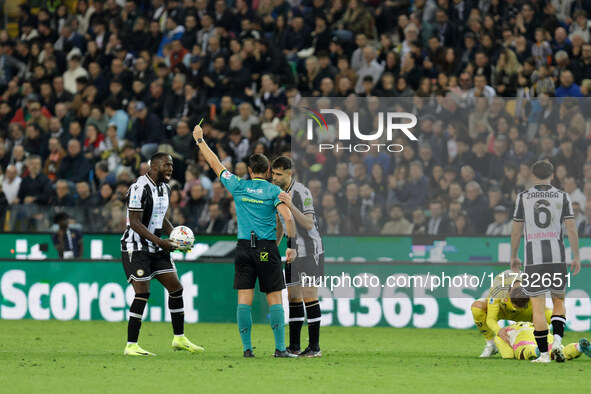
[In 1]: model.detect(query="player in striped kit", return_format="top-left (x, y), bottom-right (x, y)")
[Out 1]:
top-left (272, 157), bottom-right (325, 357)
top-left (510, 161), bottom-right (581, 363)
top-left (121, 152), bottom-right (204, 356)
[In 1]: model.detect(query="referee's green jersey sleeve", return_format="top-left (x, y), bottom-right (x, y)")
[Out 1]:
top-left (219, 169), bottom-right (242, 193)
top-left (274, 189), bottom-right (282, 207)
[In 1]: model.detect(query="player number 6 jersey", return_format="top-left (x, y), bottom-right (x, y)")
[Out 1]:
top-left (513, 184), bottom-right (574, 266)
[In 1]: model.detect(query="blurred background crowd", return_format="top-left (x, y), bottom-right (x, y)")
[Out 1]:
top-left (1, 0), bottom-right (591, 236)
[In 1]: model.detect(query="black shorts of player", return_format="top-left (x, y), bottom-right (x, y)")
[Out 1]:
top-left (121, 250), bottom-right (177, 283)
top-left (522, 262), bottom-right (568, 297)
top-left (234, 239), bottom-right (285, 293)
top-left (286, 254), bottom-right (325, 287)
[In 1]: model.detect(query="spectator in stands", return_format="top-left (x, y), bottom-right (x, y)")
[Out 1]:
top-left (556, 70), bottom-right (582, 97)
top-left (426, 200), bottom-right (455, 235)
top-left (578, 201), bottom-right (591, 236)
top-left (463, 181), bottom-right (490, 233)
top-left (488, 135), bottom-right (510, 181)
top-left (15, 155), bottom-right (51, 206)
top-left (411, 207), bottom-right (427, 235)
top-left (129, 101), bottom-right (165, 159)
top-left (228, 127), bottom-right (250, 163)
top-left (553, 138), bottom-right (585, 179)
top-left (104, 99), bottom-right (129, 140)
top-left (355, 46), bottom-right (383, 94)
top-left (163, 73), bottom-right (187, 129)
top-left (2, 165), bottom-right (21, 204)
top-left (23, 123), bottom-right (49, 160)
top-left (10, 145), bottom-right (28, 177)
top-left (381, 204), bottom-right (412, 235)
top-left (199, 202), bottom-right (226, 233)
top-left (74, 181), bottom-right (98, 231)
top-left (395, 161), bottom-right (429, 210)
top-left (360, 183), bottom-right (383, 226)
top-left (364, 205), bottom-right (384, 234)
top-left (322, 207), bottom-right (353, 235)
top-left (63, 54), bottom-right (88, 94)
top-left (51, 179), bottom-right (76, 207)
top-left (57, 139), bottom-right (92, 184)
top-left (172, 121), bottom-right (194, 162)
top-left (230, 102), bottom-right (259, 137)
top-left (185, 183), bottom-right (208, 230)
top-left (213, 96), bottom-right (237, 131)
top-left (454, 212), bottom-right (474, 236)
top-left (564, 176), bottom-right (587, 208)
top-left (486, 205), bottom-right (512, 235)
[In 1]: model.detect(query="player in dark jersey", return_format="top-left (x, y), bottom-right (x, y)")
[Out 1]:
top-left (121, 152), bottom-right (204, 356)
top-left (272, 157), bottom-right (325, 357)
top-left (193, 124), bottom-right (298, 358)
top-left (510, 160), bottom-right (581, 363)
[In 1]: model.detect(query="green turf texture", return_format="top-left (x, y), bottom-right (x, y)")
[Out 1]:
top-left (0, 320), bottom-right (588, 393)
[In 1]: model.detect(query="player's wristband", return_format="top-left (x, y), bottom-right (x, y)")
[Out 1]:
top-left (287, 237), bottom-right (293, 248)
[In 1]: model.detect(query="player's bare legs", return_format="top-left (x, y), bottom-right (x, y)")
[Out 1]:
top-left (156, 272), bottom-right (204, 354)
top-left (471, 299), bottom-right (497, 357)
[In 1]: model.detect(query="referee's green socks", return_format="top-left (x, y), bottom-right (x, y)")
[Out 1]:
top-left (237, 304), bottom-right (252, 351)
top-left (269, 304), bottom-right (286, 351)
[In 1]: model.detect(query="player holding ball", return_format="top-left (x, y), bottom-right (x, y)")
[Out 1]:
top-left (121, 152), bottom-right (204, 356)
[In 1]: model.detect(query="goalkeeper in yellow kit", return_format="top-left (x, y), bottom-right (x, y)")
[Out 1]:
top-left (471, 270), bottom-right (552, 357)
top-left (495, 321), bottom-right (591, 361)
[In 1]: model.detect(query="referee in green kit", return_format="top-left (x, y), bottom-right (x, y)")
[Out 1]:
top-left (193, 124), bottom-right (297, 358)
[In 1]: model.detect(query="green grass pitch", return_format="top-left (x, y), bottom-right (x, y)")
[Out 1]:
top-left (0, 320), bottom-right (588, 393)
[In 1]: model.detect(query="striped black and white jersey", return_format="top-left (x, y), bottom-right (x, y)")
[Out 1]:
top-left (121, 174), bottom-right (171, 253)
top-left (513, 184), bottom-right (574, 266)
top-left (279, 179), bottom-right (324, 257)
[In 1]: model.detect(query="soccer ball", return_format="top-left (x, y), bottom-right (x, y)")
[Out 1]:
top-left (169, 226), bottom-right (195, 251)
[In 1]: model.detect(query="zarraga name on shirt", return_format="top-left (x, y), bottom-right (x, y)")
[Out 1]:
top-left (525, 191), bottom-right (560, 199)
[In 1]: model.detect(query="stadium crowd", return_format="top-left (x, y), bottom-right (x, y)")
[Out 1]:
top-left (1, 0), bottom-right (591, 236)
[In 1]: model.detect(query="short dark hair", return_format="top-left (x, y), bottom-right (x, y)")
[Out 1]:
top-left (271, 156), bottom-right (293, 171)
top-left (151, 152), bottom-right (171, 164)
top-left (509, 284), bottom-right (529, 309)
top-left (104, 98), bottom-right (119, 110)
top-left (531, 160), bottom-right (554, 180)
top-left (54, 212), bottom-right (69, 224)
top-left (249, 153), bottom-right (269, 174)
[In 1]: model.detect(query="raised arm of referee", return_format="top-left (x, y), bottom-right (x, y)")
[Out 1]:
top-left (193, 124), bottom-right (298, 358)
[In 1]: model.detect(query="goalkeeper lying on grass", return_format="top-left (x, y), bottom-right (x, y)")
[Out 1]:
top-left (494, 321), bottom-right (591, 361)
top-left (472, 270), bottom-right (552, 357)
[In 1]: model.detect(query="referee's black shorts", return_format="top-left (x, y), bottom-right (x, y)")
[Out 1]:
top-left (522, 262), bottom-right (568, 297)
top-left (234, 239), bottom-right (285, 293)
